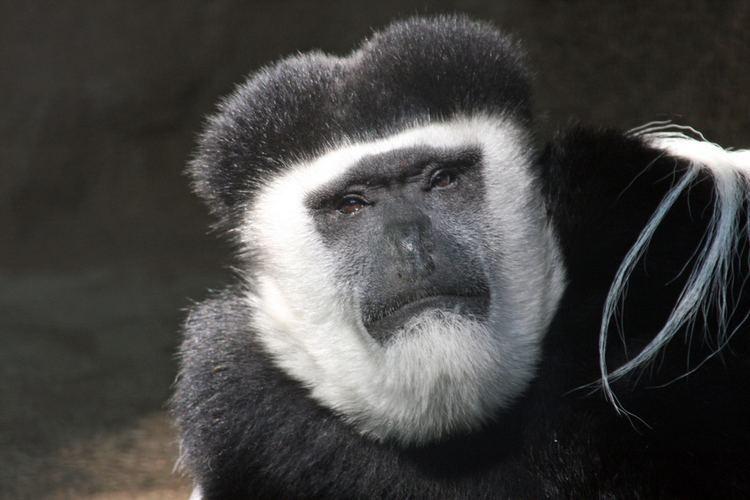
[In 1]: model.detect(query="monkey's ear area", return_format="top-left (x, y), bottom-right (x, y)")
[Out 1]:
top-left (185, 53), bottom-right (342, 229)
top-left (185, 14), bottom-right (532, 230)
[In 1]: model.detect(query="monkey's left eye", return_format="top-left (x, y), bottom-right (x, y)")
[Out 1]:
top-left (430, 169), bottom-right (457, 189)
top-left (337, 194), bottom-right (369, 215)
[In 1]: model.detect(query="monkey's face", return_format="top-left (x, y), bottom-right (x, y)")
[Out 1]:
top-left (243, 116), bottom-right (565, 445)
top-left (310, 143), bottom-right (491, 344)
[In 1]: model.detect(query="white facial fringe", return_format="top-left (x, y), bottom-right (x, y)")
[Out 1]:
top-left (246, 116), bottom-right (564, 444)
top-left (599, 122), bottom-right (750, 416)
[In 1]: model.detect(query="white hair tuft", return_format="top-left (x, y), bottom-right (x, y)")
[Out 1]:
top-left (600, 122), bottom-right (750, 415)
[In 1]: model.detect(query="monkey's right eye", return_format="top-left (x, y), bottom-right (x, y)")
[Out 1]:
top-left (337, 195), bottom-right (369, 215)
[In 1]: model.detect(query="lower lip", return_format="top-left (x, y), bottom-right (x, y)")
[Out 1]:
top-left (365, 295), bottom-right (489, 343)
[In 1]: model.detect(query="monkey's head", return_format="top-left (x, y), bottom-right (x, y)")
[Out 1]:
top-left (189, 16), bottom-right (566, 445)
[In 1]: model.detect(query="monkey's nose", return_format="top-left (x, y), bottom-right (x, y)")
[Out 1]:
top-left (386, 220), bottom-right (435, 279)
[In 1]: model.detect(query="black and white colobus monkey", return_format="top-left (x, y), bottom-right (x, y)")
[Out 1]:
top-left (173, 16), bottom-right (750, 499)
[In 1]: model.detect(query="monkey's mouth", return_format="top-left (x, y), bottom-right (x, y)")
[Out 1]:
top-left (363, 290), bottom-right (490, 343)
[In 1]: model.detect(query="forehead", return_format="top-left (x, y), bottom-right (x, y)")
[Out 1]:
top-left (257, 115), bottom-right (527, 201)
top-left (304, 145), bottom-right (481, 207)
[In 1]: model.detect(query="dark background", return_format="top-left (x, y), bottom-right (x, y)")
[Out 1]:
top-left (1, 1), bottom-right (748, 498)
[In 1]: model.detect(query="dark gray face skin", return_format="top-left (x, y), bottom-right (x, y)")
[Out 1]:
top-left (307, 146), bottom-right (491, 343)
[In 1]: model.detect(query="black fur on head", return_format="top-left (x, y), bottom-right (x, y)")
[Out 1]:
top-left (188, 15), bottom-right (531, 228)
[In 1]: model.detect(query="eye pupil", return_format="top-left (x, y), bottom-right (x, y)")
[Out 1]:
top-left (337, 195), bottom-right (368, 214)
top-left (431, 170), bottom-right (455, 189)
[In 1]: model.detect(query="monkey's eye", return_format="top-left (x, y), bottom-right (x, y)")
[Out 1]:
top-left (430, 169), bottom-right (457, 189)
top-left (337, 194), bottom-right (369, 215)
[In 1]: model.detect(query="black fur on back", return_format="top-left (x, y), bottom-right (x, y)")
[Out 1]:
top-left (187, 15), bottom-right (530, 229)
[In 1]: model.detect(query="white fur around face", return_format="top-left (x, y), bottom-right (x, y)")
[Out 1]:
top-left (242, 116), bottom-right (566, 445)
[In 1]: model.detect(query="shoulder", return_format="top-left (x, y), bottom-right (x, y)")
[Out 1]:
top-left (172, 288), bottom-right (402, 498)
